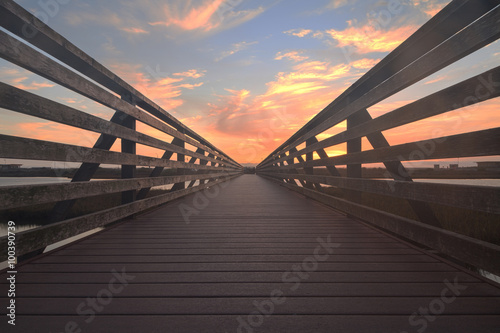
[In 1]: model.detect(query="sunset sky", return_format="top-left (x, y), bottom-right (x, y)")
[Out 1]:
top-left (1, 0), bottom-right (499, 167)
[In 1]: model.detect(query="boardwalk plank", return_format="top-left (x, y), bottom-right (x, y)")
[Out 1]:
top-left (1, 175), bottom-right (499, 332)
top-left (6, 297), bottom-right (500, 315)
top-left (10, 315), bottom-right (500, 333)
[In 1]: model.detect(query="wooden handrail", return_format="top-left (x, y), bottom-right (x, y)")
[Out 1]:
top-left (257, 2), bottom-right (500, 275)
top-left (0, 0), bottom-right (243, 260)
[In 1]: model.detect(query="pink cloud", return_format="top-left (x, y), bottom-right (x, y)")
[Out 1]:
top-left (14, 81), bottom-right (55, 91)
top-left (0, 67), bottom-right (55, 91)
top-left (110, 63), bottom-right (205, 110)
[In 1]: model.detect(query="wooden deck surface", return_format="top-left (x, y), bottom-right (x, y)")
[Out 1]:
top-left (1, 174), bottom-right (500, 332)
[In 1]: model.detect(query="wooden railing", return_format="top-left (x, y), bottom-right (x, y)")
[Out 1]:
top-left (0, 0), bottom-right (242, 261)
top-left (257, 0), bottom-right (500, 276)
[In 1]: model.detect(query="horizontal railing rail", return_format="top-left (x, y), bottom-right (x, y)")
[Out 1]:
top-left (257, 0), bottom-right (500, 276)
top-left (0, 0), bottom-right (242, 261)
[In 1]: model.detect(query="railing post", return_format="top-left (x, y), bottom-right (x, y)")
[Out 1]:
top-left (346, 112), bottom-right (363, 203)
top-left (121, 94), bottom-right (136, 204)
top-left (174, 133), bottom-right (186, 190)
top-left (305, 138), bottom-right (317, 189)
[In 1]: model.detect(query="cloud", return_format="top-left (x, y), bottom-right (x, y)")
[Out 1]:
top-left (149, 0), bottom-right (265, 33)
top-left (383, 99), bottom-right (500, 146)
top-left (149, 0), bottom-right (226, 31)
top-left (65, 8), bottom-right (150, 35)
top-left (424, 75), bottom-right (447, 85)
top-left (216, 41), bottom-right (258, 61)
top-left (0, 67), bottom-right (55, 91)
top-left (326, 23), bottom-right (418, 53)
top-left (284, 29), bottom-right (313, 38)
top-left (184, 56), bottom-right (360, 163)
top-left (174, 69), bottom-right (206, 78)
top-left (417, 0), bottom-right (449, 17)
top-left (326, 0), bottom-right (352, 9)
top-left (121, 27), bottom-right (150, 34)
top-left (275, 51), bottom-right (309, 62)
top-left (109, 63), bottom-right (205, 110)
top-left (351, 58), bottom-right (380, 69)
top-left (14, 122), bottom-right (99, 147)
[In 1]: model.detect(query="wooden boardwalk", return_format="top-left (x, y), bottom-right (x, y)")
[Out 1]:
top-left (2, 174), bottom-right (500, 332)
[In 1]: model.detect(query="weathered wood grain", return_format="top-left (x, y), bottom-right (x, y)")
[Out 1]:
top-left (0, 175), bottom-right (499, 333)
top-left (0, 175), bottom-right (240, 260)
top-left (261, 174), bottom-right (500, 277)
top-left (261, 172), bottom-right (500, 214)
top-left (0, 172), bottom-right (239, 210)
top-left (267, 128), bottom-right (500, 169)
top-left (260, 0), bottom-right (499, 166)
top-left (0, 0), bottom-right (240, 167)
top-left (261, 66), bottom-right (500, 168)
top-left (0, 134), bottom-right (239, 171)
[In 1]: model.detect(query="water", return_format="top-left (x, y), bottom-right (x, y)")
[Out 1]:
top-left (0, 177), bottom-right (71, 186)
top-left (0, 176), bottom-right (179, 189)
top-left (413, 178), bottom-right (500, 187)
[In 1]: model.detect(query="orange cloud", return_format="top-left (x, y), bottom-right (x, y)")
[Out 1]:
top-left (14, 82), bottom-right (55, 91)
top-left (14, 122), bottom-right (99, 147)
top-left (275, 51), bottom-right (309, 62)
top-left (351, 58), bottom-right (380, 69)
top-left (421, 1), bottom-right (448, 17)
top-left (383, 99), bottom-right (500, 146)
top-left (326, 23), bottom-right (418, 53)
top-left (264, 62), bottom-right (351, 97)
top-left (185, 58), bottom-right (356, 163)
